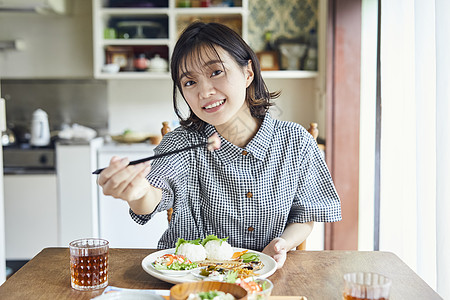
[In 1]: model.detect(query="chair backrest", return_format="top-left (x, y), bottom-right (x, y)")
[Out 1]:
top-left (295, 123), bottom-right (320, 251)
top-left (161, 122), bottom-right (174, 223)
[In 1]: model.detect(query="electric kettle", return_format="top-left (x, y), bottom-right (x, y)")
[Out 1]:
top-left (30, 109), bottom-right (51, 147)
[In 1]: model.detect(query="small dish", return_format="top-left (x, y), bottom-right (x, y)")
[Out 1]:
top-left (170, 281), bottom-right (248, 300)
top-left (102, 63), bottom-right (120, 73)
top-left (244, 279), bottom-right (273, 300)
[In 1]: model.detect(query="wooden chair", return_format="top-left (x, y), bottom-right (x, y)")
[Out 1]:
top-left (160, 122), bottom-right (174, 223)
top-left (295, 123), bottom-right (319, 251)
top-left (161, 122), bottom-right (321, 251)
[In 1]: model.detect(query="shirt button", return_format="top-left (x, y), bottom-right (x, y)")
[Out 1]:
top-left (242, 150), bottom-right (248, 155)
top-left (247, 226), bottom-right (255, 232)
top-left (246, 192), bottom-right (253, 198)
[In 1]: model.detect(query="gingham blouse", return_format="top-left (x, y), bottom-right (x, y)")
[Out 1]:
top-left (130, 113), bottom-right (341, 251)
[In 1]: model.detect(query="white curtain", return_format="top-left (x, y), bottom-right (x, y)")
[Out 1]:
top-left (377, 0), bottom-right (450, 297)
top-left (434, 0), bottom-right (450, 297)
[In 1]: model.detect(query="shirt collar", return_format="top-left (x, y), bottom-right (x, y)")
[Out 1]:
top-left (204, 112), bottom-right (275, 164)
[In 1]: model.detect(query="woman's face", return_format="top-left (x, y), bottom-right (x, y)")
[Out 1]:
top-left (179, 46), bottom-right (254, 127)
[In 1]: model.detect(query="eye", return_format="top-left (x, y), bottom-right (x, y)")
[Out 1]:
top-left (183, 80), bottom-right (196, 87)
top-left (211, 70), bottom-right (223, 77)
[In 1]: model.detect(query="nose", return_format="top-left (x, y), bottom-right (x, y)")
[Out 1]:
top-left (198, 79), bottom-right (216, 99)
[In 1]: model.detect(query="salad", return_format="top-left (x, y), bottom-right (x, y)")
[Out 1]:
top-left (187, 291), bottom-right (235, 300)
top-left (152, 254), bottom-right (198, 271)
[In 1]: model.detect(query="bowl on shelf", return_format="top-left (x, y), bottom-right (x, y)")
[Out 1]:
top-left (102, 63), bottom-right (120, 73)
top-left (170, 281), bottom-right (248, 300)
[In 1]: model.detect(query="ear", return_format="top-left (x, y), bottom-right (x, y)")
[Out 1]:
top-left (245, 60), bottom-right (254, 88)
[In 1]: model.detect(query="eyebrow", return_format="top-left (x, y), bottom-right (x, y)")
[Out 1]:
top-left (179, 59), bottom-right (224, 81)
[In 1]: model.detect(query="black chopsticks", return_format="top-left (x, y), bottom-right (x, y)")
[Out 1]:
top-left (92, 141), bottom-right (208, 175)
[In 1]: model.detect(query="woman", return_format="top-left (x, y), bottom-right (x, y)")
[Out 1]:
top-left (98, 22), bottom-right (341, 269)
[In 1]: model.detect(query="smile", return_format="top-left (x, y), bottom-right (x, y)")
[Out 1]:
top-left (203, 99), bottom-right (225, 110)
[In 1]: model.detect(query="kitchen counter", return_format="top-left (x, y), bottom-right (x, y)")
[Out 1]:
top-left (99, 141), bottom-right (157, 153)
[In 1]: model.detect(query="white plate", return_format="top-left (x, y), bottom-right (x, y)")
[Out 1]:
top-left (141, 248), bottom-right (277, 285)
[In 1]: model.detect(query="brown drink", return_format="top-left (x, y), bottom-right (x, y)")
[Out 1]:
top-left (69, 238), bottom-right (109, 291)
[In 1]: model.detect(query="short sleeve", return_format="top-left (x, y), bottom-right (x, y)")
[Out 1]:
top-left (289, 134), bottom-right (341, 223)
top-left (129, 130), bottom-right (191, 225)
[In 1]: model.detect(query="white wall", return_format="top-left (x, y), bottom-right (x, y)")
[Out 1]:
top-left (107, 78), bottom-right (319, 136)
top-left (107, 79), bottom-right (176, 134)
top-left (266, 78), bottom-right (320, 131)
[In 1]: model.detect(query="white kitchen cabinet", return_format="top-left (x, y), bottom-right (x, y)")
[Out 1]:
top-left (97, 143), bottom-right (168, 248)
top-left (4, 174), bottom-right (58, 260)
top-left (56, 139), bottom-right (104, 247)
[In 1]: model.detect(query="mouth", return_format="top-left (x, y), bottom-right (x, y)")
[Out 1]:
top-left (203, 99), bottom-right (226, 110)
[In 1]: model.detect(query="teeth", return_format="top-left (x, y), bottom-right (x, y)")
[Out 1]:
top-left (204, 100), bottom-right (224, 109)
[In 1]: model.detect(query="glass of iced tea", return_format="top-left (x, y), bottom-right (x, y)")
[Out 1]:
top-left (69, 238), bottom-right (109, 291)
top-left (343, 272), bottom-right (392, 300)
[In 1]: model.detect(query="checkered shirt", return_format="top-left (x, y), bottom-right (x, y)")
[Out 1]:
top-left (130, 113), bottom-right (341, 251)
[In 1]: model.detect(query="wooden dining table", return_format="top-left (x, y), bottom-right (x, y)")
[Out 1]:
top-left (0, 248), bottom-right (442, 299)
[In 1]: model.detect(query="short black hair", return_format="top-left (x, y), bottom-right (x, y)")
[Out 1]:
top-left (170, 22), bottom-right (279, 130)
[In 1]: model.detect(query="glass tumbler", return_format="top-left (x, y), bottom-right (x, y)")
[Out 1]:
top-left (247, 278), bottom-right (274, 300)
top-left (343, 272), bottom-right (392, 300)
top-left (69, 238), bottom-right (109, 291)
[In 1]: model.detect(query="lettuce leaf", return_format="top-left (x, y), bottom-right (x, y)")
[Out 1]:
top-left (174, 238), bottom-right (202, 254)
top-left (240, 252), bottom-right (260, 263)
top-left (201, 235), bottom-right (229, 246)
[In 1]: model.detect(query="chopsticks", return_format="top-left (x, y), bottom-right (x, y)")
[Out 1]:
top-left (92, 141), bottom-right (208, 175)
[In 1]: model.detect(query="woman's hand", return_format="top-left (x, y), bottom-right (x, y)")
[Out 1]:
top-left (97, 156), bottom-right (152, 204)
top-left (262, 237), bottom-right (287, 269)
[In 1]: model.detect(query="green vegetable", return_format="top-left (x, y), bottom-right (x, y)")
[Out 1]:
top-left (152, 255), bottom-right (198, 271)
top-left (240, 252), bottom-right (260, 263)
top-left (201, 235), bottom-right (229, 246)
top-left (199, 268), bottom-right (211, 276)
top-left (123, 129), bottom-right (132, 135)
top-left (196, 291), bottom-right (224, 300)
top-left (153, 260), bottom-right (197, 271)
top-left (224, 270), bottom-right (238, 283)
top-left (174, 238), bottom-right (202, 254)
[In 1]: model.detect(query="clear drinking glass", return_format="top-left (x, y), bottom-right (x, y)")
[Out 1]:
top-left (247, 279), bottom-right (274, 300)
top-left (69, 238), bottom-right (109, 291)
top-left (343, 272), bottom-right (392, 300)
